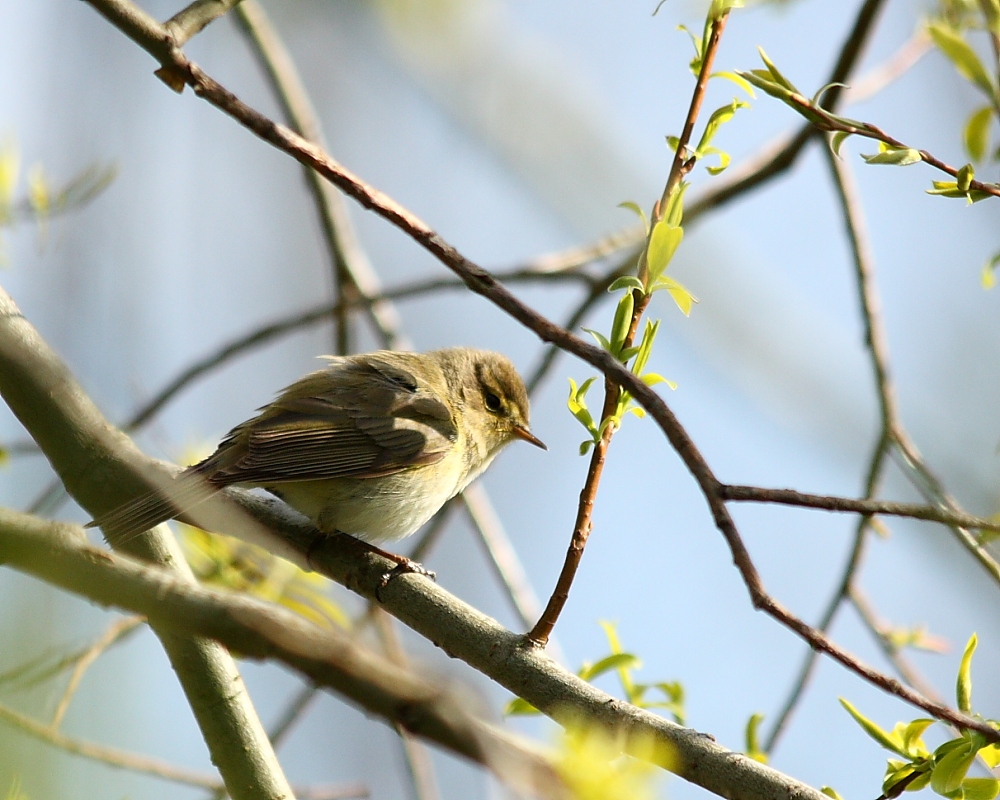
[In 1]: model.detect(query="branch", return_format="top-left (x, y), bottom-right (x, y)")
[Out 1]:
top-left (0, 697), bottom-right (225, 790)
top-left (0, 507), bottom-right (565, 799)
top-left (0, 287), bottom-right (293, 800)
top-left (718, 484), bottom-right (1000, 533)
top-left (528, 7), bottom-right (732, 647)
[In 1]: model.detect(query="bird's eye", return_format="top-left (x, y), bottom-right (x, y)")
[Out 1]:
top-left (484, 390), bottom-right (503, 412)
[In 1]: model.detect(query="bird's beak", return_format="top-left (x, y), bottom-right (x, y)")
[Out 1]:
top-left (512, 424), bottom-right (547, 450)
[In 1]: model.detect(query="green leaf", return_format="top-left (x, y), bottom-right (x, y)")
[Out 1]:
top-left (821, 788), bottom-right (844, 800)
top-left (642, 373), bottom-right (676, 390)
top-left (963, 778), bottom-right (1000, 800)
top-left (980, 743), bottom-right (1000, 769)
top-left (697, 99), bottom-right (750, 154)
top-left (646, 220), bottom-right (684, 285)
top-left (583, 327), bottom-right (613, 353)
top-left (926, 180), bottom-right (992, 202)
top-left (651, 275), bottom-right (698, 316)
top-left (883, 763), bottom-right (919, 798)
top-left (840, 698), bottom-right (908, 756)
top-left (608, 275), bottom-right (645, 294)
top-left (981, 253), bottom-right (1000, 290)
top-left (504, 696), bottom-right (540, 716)
top-left (712, 70), bottom-right (756, 98)
top-left (931, 738), bottom-right (977, 795)
top-left (610, 291), bottom-right (635, 355)
top-left (599, 620), bottom-right (623, 654)
top-left (907, 771), bottom-right (932, 793)
top-left (567, 377), bottom-right (598, 435)
top-left (578, 652), bottom-right (642, 682)
top-left (861, 146), bottom-right (923, 166)
top-left (709, 0), bottom-right (744, 19)
top-left (957, 633), bottom-right (977, 712)
top-left (812, 81), bottom-right (848, 107)
top-left (830, 131), bottom-right (852, 157)
top-left (618, 201), bottom-right (650, 235)
top-left (579, 440), bottom-right (594, 456)
top-left (957, 163), bottom-right (976, 193)
top-left (901, 719), bottom-right (934, 755)
top-left (964, 106), bottom-right (993, 162)
top-left (745, 712), bottom-right (767, 763)
top-left (631, 319), bottom-right (659, 376)
top-left (699, 145), bottom-right (732, 176)
top-left (927, 21), bottom-right (997, 98)
top-left (737, 70), bottom-right (793, 101)
top-left (757, 47), bottom-right (798, 93)
top-left (663, 182), bottom-right (689, 228)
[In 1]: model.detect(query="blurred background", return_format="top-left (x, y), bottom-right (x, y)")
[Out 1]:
top-left (1, 0), bottom-right (999, 797)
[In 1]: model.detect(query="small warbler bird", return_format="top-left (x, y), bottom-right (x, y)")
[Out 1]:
top-left (94, 348), bottom-right (544, 566)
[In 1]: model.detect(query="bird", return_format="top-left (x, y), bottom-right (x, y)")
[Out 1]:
top-left (92, 348), bottom-right (545, 574)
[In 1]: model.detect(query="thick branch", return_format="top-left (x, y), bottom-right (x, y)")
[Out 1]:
top-left (0, 288), bottom-right (291, 800)
top-left (0, 507), bottom-right (562, 798)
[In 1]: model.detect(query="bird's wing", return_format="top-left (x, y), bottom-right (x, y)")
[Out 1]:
top-left (203, 356), bottom-right (457, 486)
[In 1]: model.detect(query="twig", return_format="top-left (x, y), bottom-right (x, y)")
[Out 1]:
top-left (0, 698), bottom-right (225, 789)
top-left (687, 0), bottom-right (889, 224)
top-left (718, 484), bottom-right (1000, 533)
top-left (270, 683), bottom-right (321, 751)
top-left (764, 433), bottom-right (889, 754)
top-left (849, 587), bottom-right (943, 704)
top-left (234, 0), bottom-right (405, 353)
top-left (50, 615), bottom-right (145, 730)
top-left (0, 695), bottom-right (367, 800)
top-left (527, 8), bottom-right (732, 647)
top-left (826, 139), bottom-right (1000, 584)
top-left (841, 30), bottom-right (931, 106)
top-left (165, 0), bottom-right (244, 46)
top-left (372, 610), bottom-right (442, 800)
top-left (462, 482), bottom-right (542, 630)
top-left (526, 253), bottom-right (638, 394)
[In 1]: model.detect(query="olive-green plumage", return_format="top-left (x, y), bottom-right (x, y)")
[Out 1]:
top-left (96, 348), bottom-right (544, 545)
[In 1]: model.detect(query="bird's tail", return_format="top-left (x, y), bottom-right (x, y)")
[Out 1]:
top-left (87, 471), bottom-right (220, 546)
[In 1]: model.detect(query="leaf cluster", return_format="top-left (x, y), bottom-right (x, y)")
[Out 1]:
top-left (842, 635), bottom-right (1000, 800)
top-left (739, 49), bottom-right (1000, 207)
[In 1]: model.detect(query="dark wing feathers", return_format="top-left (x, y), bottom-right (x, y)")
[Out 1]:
top-left (91, 353), bottom-right (457, 540)
top-left (198, 354), bottom-right (456, 486)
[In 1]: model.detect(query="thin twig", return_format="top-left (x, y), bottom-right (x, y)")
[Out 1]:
top-left (718, 484), bottom-right (1000, 533)
top-left (687, 0), bottom-right (888, 224)
top-left (165, 0), bottom-right (244, 46)
top-left (270, 683), bottom-right (321, 751)
top-left (50, 615), bottom-right (145, 730)
top-left (849, 587), bottom-right (943, 704)
top-left (372, 610), bottom-right (442, 800)
top-left (842, 30), bottom-right (931, 105)
top-left (764, 432), bottom-right (890, 754)
top-left (0, 699), bottom-right (225, 789)
top-left (234, 0), bottom-right (405, 352)
top-left (528, 8), bottom-right (731, 647)
top-left (461, 482), bottom-right (542, 630)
